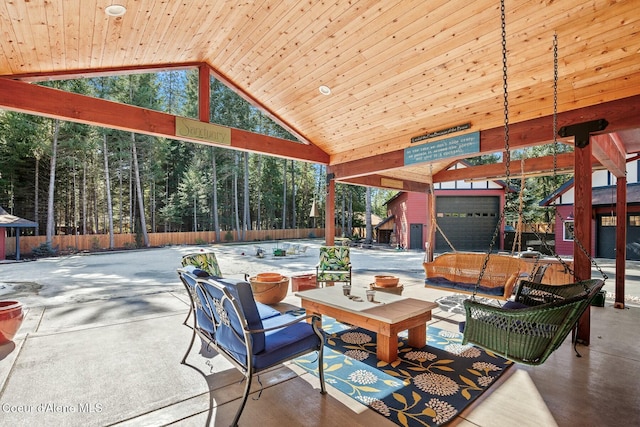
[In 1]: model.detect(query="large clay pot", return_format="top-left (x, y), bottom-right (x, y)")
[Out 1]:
top-left (0, 301), bottom-right (24, 345)
top-left (249, 276), bottom-right (290, 304)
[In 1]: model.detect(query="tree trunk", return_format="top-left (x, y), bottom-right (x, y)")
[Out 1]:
top-left (233, 152), bottom-right (240, 235)
top-left (34, 154), bottom-right (39, 236)
top-left (242, 152), bottom-right (250, 240)
top-left (82, 160), bottom-right (87, 235)
top-left (282, 159), bottom-right (287, 229)
top-left (211, 148), bottom-right (220, 242)
top-left (46, 119), bottom-right (60, 245)
top-left (103, 134), bottom-right (115, 248)
top-left (341, 190), bottom-right (346, 237)
top-left (193, 192), bottom-right (197, 232)
top-left (256, 155), bottom-right (262, 230)
top-left (291, 160), bottom-right (296, 228)
top-left (131, 133), bottom-right (149, 247)
top-left (119, 153), bottom-right (124, 234)
top-left (347, 188), bottom-right (353, 238)
top-left (365, 186), bottom-right (373, 243)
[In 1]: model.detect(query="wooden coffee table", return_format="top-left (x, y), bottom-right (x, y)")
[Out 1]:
top-left (295, 286), bottom-right (438, 363)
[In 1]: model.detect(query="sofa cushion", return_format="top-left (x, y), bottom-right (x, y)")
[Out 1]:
top-left (425, 277), bottom-right (505, 297)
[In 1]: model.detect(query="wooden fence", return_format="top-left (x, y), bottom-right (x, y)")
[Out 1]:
top-left (3, 228), bottom-right (326, 257)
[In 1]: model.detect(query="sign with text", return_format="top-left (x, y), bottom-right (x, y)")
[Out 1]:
top-left (404, 131), bottom-right (480, 165)
top-left (175, 117), bottom-right (231, 145)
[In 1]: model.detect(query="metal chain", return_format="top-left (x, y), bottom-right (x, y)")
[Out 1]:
top-left (528, 33), bottom-right (607, 281)
top-left (476, 0), bottom-right (509, 295)
top-left (502, 0), bottom-right (510, 191)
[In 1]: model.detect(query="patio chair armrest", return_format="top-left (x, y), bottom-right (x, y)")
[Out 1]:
top-left (247, 314), bottom-right (321, 334)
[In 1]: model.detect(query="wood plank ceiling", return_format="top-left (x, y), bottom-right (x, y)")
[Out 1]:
top-left (1, 0), bottom-right (639, 190)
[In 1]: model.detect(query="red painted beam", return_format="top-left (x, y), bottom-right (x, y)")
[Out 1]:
top-left (0, 77), bottom-right (329, 164)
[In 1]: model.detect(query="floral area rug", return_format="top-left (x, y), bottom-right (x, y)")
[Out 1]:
top-left (292, 317), bottom-right (513, 427)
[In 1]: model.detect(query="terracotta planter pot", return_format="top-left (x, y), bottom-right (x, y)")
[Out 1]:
top-left (256, 272), bottom-right (283, 282)
top-left (291, 274), bottom-right (317, 292)
top-left (249, 276), bottom-right (290, 304)
top-left (374, 275), bottom-right (399, 287)
top-left (0, 301), bottom-right (24, 345)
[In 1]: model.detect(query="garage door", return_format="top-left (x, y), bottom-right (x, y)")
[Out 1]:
top-left (596, 213), bottom-right (640, 260)
top-left (434, 196), bottom-right (500, 252)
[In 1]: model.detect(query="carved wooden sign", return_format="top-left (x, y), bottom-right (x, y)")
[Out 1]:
top-left (175, 117), bottom-right (231, 145)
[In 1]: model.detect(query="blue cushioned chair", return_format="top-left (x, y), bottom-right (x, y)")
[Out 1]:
top-left (178, 269), bottom-right (326, 426)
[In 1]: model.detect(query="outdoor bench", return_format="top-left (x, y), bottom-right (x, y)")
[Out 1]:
top-left (423, 252), bottom-right (528, 300)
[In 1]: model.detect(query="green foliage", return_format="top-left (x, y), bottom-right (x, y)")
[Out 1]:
top-left (31, 242), bottom-right (58, 258)
top-left (0, 69), bottom-right (371, 240)
top-left (224, 230), bottom-right (234, 242)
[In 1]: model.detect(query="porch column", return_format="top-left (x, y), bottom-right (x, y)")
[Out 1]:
top-left (198, 64), bottom-right (210, 122)
top-left (573, 138), bottom-right (593, 344)
top-left (615, 177), bottom-right (627, 309)
top-left (325, 172), bottom-right (335, 246)
top-left (425, 186), bottom-right (435, 262)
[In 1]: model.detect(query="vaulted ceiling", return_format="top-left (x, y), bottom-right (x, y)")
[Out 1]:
top-left (1, 0), bottom-right (639, 191)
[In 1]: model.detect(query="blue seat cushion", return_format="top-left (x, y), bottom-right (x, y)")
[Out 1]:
top-left (425, 276), bottom-right (505, 297)
top-left (503, 300), bottom-right (530, 310)
top-left (253, 322), bottom-right (320, 370)
top-left (256, 302), bottom-right (282, 320)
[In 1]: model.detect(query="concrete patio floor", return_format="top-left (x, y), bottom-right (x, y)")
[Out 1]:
top-left (1, 240), bottom-right (639, 426)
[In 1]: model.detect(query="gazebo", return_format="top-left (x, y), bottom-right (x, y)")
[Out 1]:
top-left (0, 207), bottom-right (38, 261)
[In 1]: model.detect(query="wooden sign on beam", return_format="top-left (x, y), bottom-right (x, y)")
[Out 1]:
top-left (175, 117), bottom-right (231, 145)
top-left (405, 131), bottom-right (480, 165)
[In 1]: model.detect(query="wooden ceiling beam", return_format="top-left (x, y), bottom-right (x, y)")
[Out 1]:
top-left (337, 174), bottom-right (430, 193)
top-left (433, 153), bottom-right (579, 183)
top-left (0, 77), bottom-right (329, 164)
top-left (6, 61), bottom-right (318, 149)
top-left (331, 95), bottom-right (640, 181)
top-left (591, 133), bottom-right (626, 178)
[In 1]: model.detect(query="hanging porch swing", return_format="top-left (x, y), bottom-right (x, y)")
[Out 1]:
top-left (459, 2), bottom-right (606, 366)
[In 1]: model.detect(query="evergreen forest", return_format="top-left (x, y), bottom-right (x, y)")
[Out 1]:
top-left (0, 70), bottom-right (395, 246)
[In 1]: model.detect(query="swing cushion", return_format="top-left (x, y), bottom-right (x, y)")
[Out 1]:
top-left (423, 252), bottom-right (529, 300)
top-left (425, 276), bottom-right (507, 297)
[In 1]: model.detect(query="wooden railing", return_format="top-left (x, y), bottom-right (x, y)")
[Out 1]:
top-left (3, 228), bottom-right (326, 257)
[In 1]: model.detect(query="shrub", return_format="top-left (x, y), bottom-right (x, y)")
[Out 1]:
top-left (224, 231), bottom-right (234, 242)
top-left (31, 242), bottom-right (58, 258)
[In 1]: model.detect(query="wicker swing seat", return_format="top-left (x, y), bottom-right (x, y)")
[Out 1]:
top-left (462, 279), bottom-right (605, 366)
top-left (423, 252), bottom-right (529, 300)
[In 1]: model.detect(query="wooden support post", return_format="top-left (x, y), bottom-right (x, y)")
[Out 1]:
top-left (198, 65), bottom-right (210, 122)
top-left (615, 177), bottom-right (627, 309)
top-left (425, 187), bottom-right (435, 262)
top-left (574, 139), bottom-right (593, 344)
top-left (325, 173), bottom-right (335, 246)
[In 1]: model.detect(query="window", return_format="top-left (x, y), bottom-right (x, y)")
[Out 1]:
top-left (563, 221), bottom-right (574, 241)
top-left (630, 215), bottom-right (640, 226)
top-left (600, 216), bottom-right (616, 226)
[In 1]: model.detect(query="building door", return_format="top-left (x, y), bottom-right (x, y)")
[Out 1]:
top-left (409, 223), bottom-right (423, 250)
top-left (597, 213), bottom-right (640, 260)
top-left (434, 196), bottom-right (500, 252)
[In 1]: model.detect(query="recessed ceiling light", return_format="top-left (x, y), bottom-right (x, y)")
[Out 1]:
top-left (319, 85), bottom-right (331, 96)
top-left (105, 4), bottom-right (127, 17)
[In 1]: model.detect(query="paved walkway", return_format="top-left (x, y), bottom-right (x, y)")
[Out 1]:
top-left (0, 240), bottom-right (638, 426)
